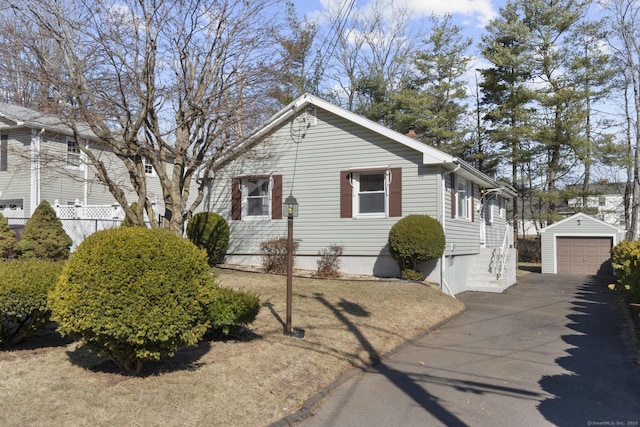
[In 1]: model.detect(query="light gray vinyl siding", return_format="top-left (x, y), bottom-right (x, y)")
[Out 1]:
top-left (0, 129), bottom-right (32, 215)
top-left (210, 108), bottom-right (441, 258)
top-left (443, 174), bottom-right (480, 256)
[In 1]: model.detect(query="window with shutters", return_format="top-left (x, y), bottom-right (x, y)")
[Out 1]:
top-left (340, 168), bottom-right (402, 218)
top-left (231, 175), bottom-right (282, 221)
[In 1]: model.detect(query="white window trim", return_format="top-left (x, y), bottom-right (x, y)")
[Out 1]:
top-left (65, 139), bottom-right (86, 171)
top-left (144, 157), bottom-right (155, 176)
top-left (242, 176), bottom-right (272, 220)
top-left (352, 170), bottom-right (389, 218)
top-left (456, 176), bottom-right (471, 221)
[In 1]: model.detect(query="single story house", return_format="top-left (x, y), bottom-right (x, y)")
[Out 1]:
top-left (204, 94), bottom-right (517, 295)
top-left (540, 212), bottom-right (625, 275)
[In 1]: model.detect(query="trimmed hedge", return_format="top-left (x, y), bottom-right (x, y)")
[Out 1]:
top-left (186, 212), bottom-right (229, 265)
top-left (0, 213), bottom-right (18, 259)
top-left (18, 200), bottom-right (72, 260)
top-left (388, 215), bottom-right (445, 281)
top-left (205, 287), bottom-right (261, 336)
top-left (0, 259), bottom-right (65, 346)
top-left (611, 240), bottom-right (640, 301)
top-left (49, 227), bottom-right (217, 375)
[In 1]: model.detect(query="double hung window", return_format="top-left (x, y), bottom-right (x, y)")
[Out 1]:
top-left (340, 168), bottom-right (402, 218)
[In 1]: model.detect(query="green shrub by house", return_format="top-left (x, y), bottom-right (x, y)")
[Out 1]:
top-left (0, 213), bottom-right (18, 259)
top-left (18, 200), bottom-right (72, 260)
top-left (611, 240), bottom-right (640, 300)
top-left (49, 227), bottom-right (217, 375)
top-left (205, 286), bottom-right (261, 336)
top-left (186, 212), bottom-right (229, 265)
top-left (388, 215), bottom-right (445, 281)
top-left (0, 259), bottom-right (65, 346)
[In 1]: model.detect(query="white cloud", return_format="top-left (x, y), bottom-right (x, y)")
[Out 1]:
top-left (312, 0), bottom-right (498, 28)
top-left (403, 0), bottom-right (497, 26)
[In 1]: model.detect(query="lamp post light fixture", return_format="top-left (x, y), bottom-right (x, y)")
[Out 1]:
top-left (284, 193), bottom-right (303, 337)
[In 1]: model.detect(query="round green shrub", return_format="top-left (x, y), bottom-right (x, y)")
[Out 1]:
top-left (18, 200), bottom-right (72, 260)
top-left (49, 227), bottom-right (217, 375)
top-left (186, 212), bottom-right (229, 265)
top-left (388, 215), bottom-right (445, 280)
top-left (206, 287), bottom-right (261, 336)
top-left (0, 259), bottom-right (65, 346)
top-left (0, 213), bottom-right (18, 259)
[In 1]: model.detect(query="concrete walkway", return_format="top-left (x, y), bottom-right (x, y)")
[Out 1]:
top-left (291, 272), bottom-right (640, 426)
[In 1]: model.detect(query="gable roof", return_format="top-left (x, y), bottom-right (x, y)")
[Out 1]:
top-left (0, 102), bottom-right (96, 140)
top-left (220, 93), bottom-right (515, 197)
top-left (539, 212), bottom-right (626, 234)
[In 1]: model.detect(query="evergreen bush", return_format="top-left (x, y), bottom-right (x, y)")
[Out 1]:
top-left (49, 227), bottom-right (217, 375)
top-left (611, 240), bottom-right (640, 300)
top-left (388, 215), bottom-right (445, 281)
top-left (186, 212), bottom-right (229, 265)
top-left (18, 200), bottom-right (72, 260)
top-left (0, 259), bottom-right (65, 346)
top-left (0, 213), bottom-right (18, 259)
top-left (205, 286), bottom-right (261, 336)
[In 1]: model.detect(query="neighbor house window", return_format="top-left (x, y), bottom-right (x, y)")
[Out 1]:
top-left (144, 157), bottom-right (154, 175)
top-left (0, 134), bottom-right (7, 171)
top-left (340, 168), bottom-right (402, 218)
top-left (231, 175), bottom-right (282, 220)
top-left (67, 139), bottom-right (81, 167)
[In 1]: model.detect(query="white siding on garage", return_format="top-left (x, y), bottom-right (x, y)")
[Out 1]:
top-left (540, 213), bottom-right (625, 275)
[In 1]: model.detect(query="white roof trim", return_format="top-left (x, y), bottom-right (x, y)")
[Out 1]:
top-left (539, 212), bottom-right (626, 233)
top-left (219, 93), bottom-right (510, 192)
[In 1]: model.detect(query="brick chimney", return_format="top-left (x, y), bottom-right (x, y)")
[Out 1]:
top-left (406, 127), bottom-right (419, 140)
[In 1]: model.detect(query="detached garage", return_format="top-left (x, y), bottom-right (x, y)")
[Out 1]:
top-left (540, 213), bottom-right (626, 276)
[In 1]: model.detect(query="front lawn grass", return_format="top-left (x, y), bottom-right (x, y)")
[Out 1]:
top-left (0, 268), bottom-right (464, 427)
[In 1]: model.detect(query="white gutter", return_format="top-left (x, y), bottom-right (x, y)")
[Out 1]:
top-left (440, 162), bottom-right (460, 298)
top-left (29, 128), bottom-right (44, 215)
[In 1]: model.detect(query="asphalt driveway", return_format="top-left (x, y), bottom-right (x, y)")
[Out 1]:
top-left (290, 272), bottom-right (640, 426)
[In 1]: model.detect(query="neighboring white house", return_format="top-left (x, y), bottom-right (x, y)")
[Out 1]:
top-left (0, 103), bottom-right (201, 247)
top-left (204, 93), bottom-right (518, 295)
top-left (566, 182), bottom-right (626, 229)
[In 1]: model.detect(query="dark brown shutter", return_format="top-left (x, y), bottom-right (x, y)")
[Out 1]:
top-left (450, 174), bottom-right (456, 219)
top-left (389, 168), bottom-right (402, 217)
top-left (231, 178), bottom-right (242, 220)
top-left (340, 171), bottom-right (352, 218)
top-left (272, 175), bottom-right (282, 219)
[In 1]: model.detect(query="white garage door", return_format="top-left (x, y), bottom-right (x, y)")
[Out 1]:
top-left (556, 236), bottom-right (613, 276)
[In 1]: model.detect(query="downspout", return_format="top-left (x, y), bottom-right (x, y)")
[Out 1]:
top-left (83, 140), bottom-right (88, 206)
top-left (30, 128), bottom-right (44, 215)
top-left (441, 161), bottom-right (460, 297)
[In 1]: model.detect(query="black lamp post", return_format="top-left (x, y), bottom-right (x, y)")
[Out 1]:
top-left (284, 193), bottom-right (298, 336)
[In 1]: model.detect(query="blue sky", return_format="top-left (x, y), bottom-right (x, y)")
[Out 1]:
top-left (290, 0), bottom-right (508, 39)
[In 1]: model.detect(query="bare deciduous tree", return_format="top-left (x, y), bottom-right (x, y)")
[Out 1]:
top-left (9, 0), bottom-right (282, 234)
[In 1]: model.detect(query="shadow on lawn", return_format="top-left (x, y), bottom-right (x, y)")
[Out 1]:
top-left (65, 328), bottom-right (262, 377)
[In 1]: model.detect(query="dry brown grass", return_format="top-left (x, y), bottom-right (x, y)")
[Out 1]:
top-left (0, 268), bottom-right (464, 427)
